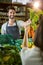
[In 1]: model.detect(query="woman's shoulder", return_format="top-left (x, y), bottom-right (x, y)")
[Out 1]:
top-left (20, 46), bottom-right (41, 57)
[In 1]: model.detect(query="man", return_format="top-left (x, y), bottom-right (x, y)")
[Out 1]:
top-left (1, 6), bottom-right (31, 40)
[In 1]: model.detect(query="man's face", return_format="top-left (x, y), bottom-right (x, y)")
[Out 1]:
top-left (7, 9), bottom-right (16, 19)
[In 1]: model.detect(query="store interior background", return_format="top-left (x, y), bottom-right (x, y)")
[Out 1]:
top-left (0, 1), bottom-right (43, 64)
top-left (0, 0), bottom-right (43, 35)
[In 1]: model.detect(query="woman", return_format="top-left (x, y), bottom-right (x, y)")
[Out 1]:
top-left (20, 15), bottom-right (43, 65)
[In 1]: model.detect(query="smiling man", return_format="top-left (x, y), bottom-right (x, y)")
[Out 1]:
top-left (1, 6), bottom-right (31, 40)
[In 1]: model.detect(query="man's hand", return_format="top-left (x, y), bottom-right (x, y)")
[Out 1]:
top-left (25, 19), bottom-right (31, 26)
top-left (24, 19), bottom-right (31, 28)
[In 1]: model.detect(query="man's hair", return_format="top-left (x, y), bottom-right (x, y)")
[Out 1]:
top-left (7, 6), bottom-right (15, 12)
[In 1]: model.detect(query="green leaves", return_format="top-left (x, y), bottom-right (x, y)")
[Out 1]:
top-left (28, 8), bottom-right (43, 30)
top-left (0, 35), bottom-right (22, 65)
top-left (0, 46), bottom-right (22, 65)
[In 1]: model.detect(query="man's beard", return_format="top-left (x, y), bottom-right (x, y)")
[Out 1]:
top-left (9, 15), bottom-right (15, 19)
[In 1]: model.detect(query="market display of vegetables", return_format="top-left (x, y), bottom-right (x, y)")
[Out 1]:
top-left (0, 34), bottom-right (33, 50)
top-left (0, 46), bottom-right (22, 65)
top-left (0, 34), bottom-right (22, 65)
top-left (0, 35), bottom-right (21, 65)
top-left (0, 34), bottom-right (34, 65)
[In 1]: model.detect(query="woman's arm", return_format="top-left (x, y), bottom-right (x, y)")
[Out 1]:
top-left (22, 27), bottom-right (28, 48)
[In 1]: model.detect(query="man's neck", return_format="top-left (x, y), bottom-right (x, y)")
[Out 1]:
top-left (8, 19), bottom-right (15, 25)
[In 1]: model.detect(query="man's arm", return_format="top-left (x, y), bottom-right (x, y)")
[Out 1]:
top-left (1, 25), bottom-right (5, 34)
top-left (24, 19), bottom-right (31, 27)
top-left (17, 19), bottom-right (31, 28)
top-left (1, 23), bottom-right (6, 34)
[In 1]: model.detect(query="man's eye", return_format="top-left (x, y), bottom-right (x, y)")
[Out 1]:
top-left (10, 12), bottom-right (12, 13)
top-left (13, 13), bottom-right (14, 14)
top-left (10, 12), bottom-right (15, 14)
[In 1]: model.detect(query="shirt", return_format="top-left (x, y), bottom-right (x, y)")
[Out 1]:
top-left (1, 20), bottom-right (24, 35)
top-left (20, 47), bottom-right (43, 65)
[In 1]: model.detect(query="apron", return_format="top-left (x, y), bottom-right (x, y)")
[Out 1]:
top-left (6, 21), bottom-right (20, 40)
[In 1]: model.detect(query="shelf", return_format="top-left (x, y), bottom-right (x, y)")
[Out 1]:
top-left (0, 2), bottom-right (28, 26)
top-left (0, 2), bottom-right (26, 10)
top-left (0, 12), bottom-right (26, 16)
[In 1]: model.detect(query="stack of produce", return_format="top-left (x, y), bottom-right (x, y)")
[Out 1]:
top-left (0, 45), bottom-right (22, 65)
top-left (0, 35), bottom-right (22, 65)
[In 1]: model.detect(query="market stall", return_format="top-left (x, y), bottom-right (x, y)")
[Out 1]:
top-left (0, 34), bottom-right (33, 65)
